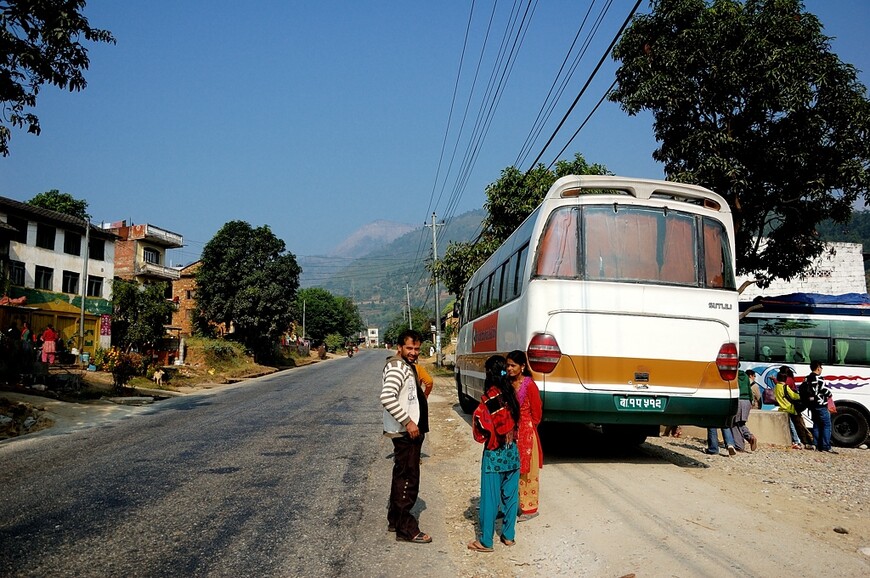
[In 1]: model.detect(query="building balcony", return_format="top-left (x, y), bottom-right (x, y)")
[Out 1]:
top-left (134, 261), bottom-right (181, 280)
top-left (130, 224), bottom-right (183, 248)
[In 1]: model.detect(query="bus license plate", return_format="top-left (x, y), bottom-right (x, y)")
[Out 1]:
top-left (615, 395), bottom-right (667, 412)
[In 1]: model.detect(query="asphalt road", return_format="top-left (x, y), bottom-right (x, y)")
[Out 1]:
top-left (0, 350), bottom-right (408, 577)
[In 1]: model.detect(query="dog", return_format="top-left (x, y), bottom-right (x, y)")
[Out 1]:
top-left (152, 369), bottom-right (165, 387)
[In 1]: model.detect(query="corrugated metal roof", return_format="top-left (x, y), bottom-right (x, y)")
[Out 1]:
top-left (0, 195), bottom-right (118, 239)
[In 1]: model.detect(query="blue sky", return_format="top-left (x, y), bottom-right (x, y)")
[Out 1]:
top-left (1, 0), bottom-right (868, 267)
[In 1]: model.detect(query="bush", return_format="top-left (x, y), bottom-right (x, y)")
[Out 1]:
top-left (324, 333), bottom-right (345, 352)
top-left (102, 348), bottom-right (144, 389)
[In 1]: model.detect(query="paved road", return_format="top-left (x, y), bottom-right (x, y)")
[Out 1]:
top-left (0, 350), bottom-right (426, 577)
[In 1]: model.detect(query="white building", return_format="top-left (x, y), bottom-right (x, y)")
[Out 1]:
top-left (737, 241), bottom-right (866, 300)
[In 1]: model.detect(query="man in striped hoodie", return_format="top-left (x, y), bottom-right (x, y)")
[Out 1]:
top-left (380, 329), bottom-right (431, 544)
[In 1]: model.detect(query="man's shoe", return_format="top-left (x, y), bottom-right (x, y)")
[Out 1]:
top-left (727, 445), bottom-right (736, 456)
top-left (823, 449), bottom-right (838, 454)
top-left (749, 435), bottom-right (758, 452)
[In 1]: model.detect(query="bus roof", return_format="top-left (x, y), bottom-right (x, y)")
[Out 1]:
top-left (548, 175), bottom-right (730, 213)
top-left (740, 292), bottom-right (870, 316)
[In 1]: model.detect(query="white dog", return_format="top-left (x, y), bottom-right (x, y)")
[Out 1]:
top-left (153, 369), bottom-right (165, 387)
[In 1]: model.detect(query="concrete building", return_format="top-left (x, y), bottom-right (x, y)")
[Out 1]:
top-left (737, 241), bottom-right (867, 300)
top-left (105, 221), bottom-right (183, 290)
top-left (0, 196), bottom-right (116, 356)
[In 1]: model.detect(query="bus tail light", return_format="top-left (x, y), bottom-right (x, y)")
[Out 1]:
top-left (716, 342), bottom-right (739, 381)
top-left (528, 333), bottom-right (562, 374)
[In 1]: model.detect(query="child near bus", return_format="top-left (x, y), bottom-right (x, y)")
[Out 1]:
top-left (468, 355), bottom-right (520, 552)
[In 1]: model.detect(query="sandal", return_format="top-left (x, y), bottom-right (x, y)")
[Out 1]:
top-left (397, 531), bottom-right (432, 544)
top-left (500, 536), bottom-right (515, 546)
top-left (467, 540), bottom-right (493, 552)
top-left (517, 512), bottom-right (539, 522)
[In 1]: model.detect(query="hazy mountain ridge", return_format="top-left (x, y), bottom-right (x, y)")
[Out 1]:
top-left (329, 219), bottom-right (416, 259)
top-left (300, 209), bottom-right (486, 330)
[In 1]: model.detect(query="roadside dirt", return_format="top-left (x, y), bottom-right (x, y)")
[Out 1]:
top-left (422, 373), bottom-right (870, 577)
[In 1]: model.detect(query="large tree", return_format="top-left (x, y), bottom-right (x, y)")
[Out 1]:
top-left (196, 221), bottom-right (301, 362)
top-left (295, 287), bottom-right (364, 344)
top-left (609, 0), bottom-right (870, 287)
top-left (434, 153), bottom-right (609, 297)
top-left (111, 279), bottom-right (175, 352)
top-left (27, 189), bottom-right (90, 219)
top-left (0, 0), bottom-right (115, 156)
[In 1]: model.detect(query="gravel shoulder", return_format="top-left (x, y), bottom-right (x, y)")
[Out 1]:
top-left (423, 375), bottom-right (870, 577)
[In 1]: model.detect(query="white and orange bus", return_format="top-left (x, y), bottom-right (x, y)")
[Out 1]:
top-left (454, 175), bottom-right (740, 444)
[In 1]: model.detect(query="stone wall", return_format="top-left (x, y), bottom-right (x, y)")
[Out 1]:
top-left (737, 241), bottom-right (867, 299)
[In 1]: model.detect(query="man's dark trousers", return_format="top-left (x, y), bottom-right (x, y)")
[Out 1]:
top-left (388, 433), bottom-right (424, 540)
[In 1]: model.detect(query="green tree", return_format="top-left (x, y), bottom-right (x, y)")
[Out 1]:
top-left (111, 280), bottom-right (174, 352)
top-left (27, 189), bottom-right (90, 219)
top-left (383, 307), bottom-right (433, 346)
top-left (433, 153), bottom-right (609, 296)
top-left (295, 287), bottom-right (364, 344)
top-left (0, 0), bottom-right (115, 156)
top-left (195, 221), bottom-right (301, 363)
top-left (609, 0), bottom-right (870, 287)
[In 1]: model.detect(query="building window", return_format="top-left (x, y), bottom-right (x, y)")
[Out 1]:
top-left (63, 231), bottom-right (82, 256)
top-left (36, 223), bottom-right (56, 250)
top-left (62, 270), bottom-right (79, 294)
top-left (35, 266), bottom-right (53, 290)
top-left (10, 260), bottom-right (25, 286)
top-left (143, 247), bottom-right (160, 265)
top-left (186, 289), bottom-right (195, 299)
top-left (7, 216), bottom-right (28, 243)
top-left (87, 276), bottom-right (103, 297)
top-left (89, 239), bottom-right (105, 261)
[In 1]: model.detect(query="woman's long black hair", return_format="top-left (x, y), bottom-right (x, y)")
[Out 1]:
top-left (484, 355), bottom-right (520, 424)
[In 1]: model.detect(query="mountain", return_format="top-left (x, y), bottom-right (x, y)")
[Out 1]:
top-left (300, 209), bottom-right (486, 331)
top-left (329, 220), bottom-right (416, 259)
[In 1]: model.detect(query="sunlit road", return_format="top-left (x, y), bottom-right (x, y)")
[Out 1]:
top-left (0, 351), bottom-right (396, 577)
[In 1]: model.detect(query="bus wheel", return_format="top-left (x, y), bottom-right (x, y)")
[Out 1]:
top-left (602, 424), bottom-right (650, 447)
top-left (456, 378), bottom-right (478, 414)
top-left (831, 406), bottom-right (869, 448)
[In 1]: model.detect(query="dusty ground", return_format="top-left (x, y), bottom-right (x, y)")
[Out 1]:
top-left (419, 373), bottom-right (870, 577)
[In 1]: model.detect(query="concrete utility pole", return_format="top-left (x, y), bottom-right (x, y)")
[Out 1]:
top-left (406, 284), bottom-right (412, 329)
top-left (426, 212), bottom-right (444, 367)
top-left (78, 219), bottom-right (89, 363)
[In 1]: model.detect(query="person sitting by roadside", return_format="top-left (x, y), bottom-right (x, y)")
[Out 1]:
top-left (774, 366), bottom-right (814, 449)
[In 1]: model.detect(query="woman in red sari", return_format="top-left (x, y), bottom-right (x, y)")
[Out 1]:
top-left (506, 350), bottom-right (543, 521)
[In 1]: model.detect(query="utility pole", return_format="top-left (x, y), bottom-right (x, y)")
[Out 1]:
top-left (78, 219), bottom-right (89, 364)
top-left (426, 212), bottom-right (444, 367)
top-left (406, 284), bottom-right (412, 329)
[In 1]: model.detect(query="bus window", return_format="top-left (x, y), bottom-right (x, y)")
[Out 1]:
top-left (658, 213), bottom-right (696, 284)
top-left (514, 243), bottom-right (528, 295)
top-left (703, 218), bottom-right (735, 289)
top-left (504, 251), bottom-right (518, 299)
top-left (831, 319), bottom-right (870, 366)
top-left (491, 264), bottom-right (505, 309)
top-left (535, 208), bottom-right (579, 278)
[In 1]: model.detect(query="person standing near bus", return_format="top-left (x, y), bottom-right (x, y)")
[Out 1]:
top-left (803, 361), bottom-right (836, 454)
top-left (774, 366), bottom-right (814, 449)
top-left (747, 370), bottom-right (763, 409)
top-left (468, 355), bottom-right (520, 552)
top-left (380, 329), bottom-right (432, 544)
top-left (506, 350), bottom-right (543, 521)
top-left (731, 369), bottom-right (759, 452)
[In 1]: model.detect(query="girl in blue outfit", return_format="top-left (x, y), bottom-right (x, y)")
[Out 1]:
top-left (467, 355), bottom-right (521, 552)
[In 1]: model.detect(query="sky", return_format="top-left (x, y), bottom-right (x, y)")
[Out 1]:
top-left (1, 0), bottom-right (868, 269)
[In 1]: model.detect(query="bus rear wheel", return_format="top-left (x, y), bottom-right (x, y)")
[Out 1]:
top-left (831, 406), bottom-right (869, 448)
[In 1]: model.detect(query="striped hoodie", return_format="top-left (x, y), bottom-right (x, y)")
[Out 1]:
top-left (381, 355), bottom-right (422, 437)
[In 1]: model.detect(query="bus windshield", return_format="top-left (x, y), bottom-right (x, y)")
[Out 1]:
top-left (533, 205), bottom-right (735, 288)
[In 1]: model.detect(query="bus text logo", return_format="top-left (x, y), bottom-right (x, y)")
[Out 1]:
top-left (708, 302), bottom-right (732, 310)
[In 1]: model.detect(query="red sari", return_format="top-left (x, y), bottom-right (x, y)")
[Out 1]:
top-left (515, 376), bottom-right (543, 514)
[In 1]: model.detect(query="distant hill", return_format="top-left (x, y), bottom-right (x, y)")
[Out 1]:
top-left (329, 219), bottom-right (416, 259)
top-left (300, 209), bottom-right (485, 332)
